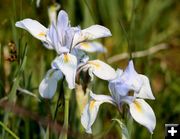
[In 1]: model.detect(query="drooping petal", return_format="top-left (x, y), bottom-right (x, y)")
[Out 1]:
top-left (81, 102), bottom-right (96, 134)
top-left (76, 42), bottom-right (107, 53)
top-left (39, 69), bottom-right (63, 99)
top-left (89, 91), bottom-right (116, 103)
top-left (81, 91), bottom-right (115, 134)
top-left (52, 53), bottom-right (77, 89)
top-left (72, 25), bottom-right (112, 47)
top-left (129, 99), bottom-right (156, 134)
top-left (15, 19), bottom-right (50, 44)
top-left (135, 75), bottom-right (155, 100)
top-left (87, 60), bottom-right (117, 81)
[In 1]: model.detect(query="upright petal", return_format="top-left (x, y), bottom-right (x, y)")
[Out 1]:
top-left (129, 99), bottom-right (156, 134)
top-left (76, 42), bottom-right (107, 53)
top-left (57, 10), bottom-right (69, 30)
top-left (52, 53), bottom-right (77, 89)
top-left (135, 75), bottom-right (155, 100)
top-left (47, 23), bottom-right (69, 54)
top-left (46, 23), bottom-right (59, 49)
top-left (56, 10), bottom-right (75, 50)
top-left (117, 60), bottom-right (143, 96)
top-left (15, 19), bottom-right (49, 43)
top-left (72, 25), bottom-right (111, 47)
top-left (57, 10), bottom-right (69, 44)
top-left (87, 60), bottom-right (117, 81)
top-left (81, 91), bottom-right (115, 133)
top-left (39, 69), bottom-right (63, 99)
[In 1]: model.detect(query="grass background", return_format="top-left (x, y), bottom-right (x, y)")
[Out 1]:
top-left (0, 0), bottom-right (180, 138)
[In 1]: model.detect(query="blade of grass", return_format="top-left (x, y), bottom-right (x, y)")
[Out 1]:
top-left (0, 121), bottom-right (20, 139)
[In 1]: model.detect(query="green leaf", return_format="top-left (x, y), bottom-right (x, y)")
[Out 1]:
top-left (44, 125), bottom-right (49, 139)
top-left (112, 118), bottom-right (130, 139)
top-left (0, 121), bottom-right (20, 139)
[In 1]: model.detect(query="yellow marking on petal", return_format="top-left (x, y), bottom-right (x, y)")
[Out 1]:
top-left (38, 32), bottom-right (46, 37)
top-left (85, 33), bottom-right (94, 40)
top-left (81, 43), bottom-right (91, 48)
top-left (89, 100), bottom-right (96, 111)
top-left (88, 61), bottom-right (101, 69)
top-left (134, 100), bottom-right (142, 113)
top-left (64, 54), bottom-right (70, 63)
top-left (49, 5), bottom-right (56, 12)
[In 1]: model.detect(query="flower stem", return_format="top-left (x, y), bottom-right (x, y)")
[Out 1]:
top-left (59, 88), bottom-right (71, 139)
top-left (53, 77), bottom-right (65, 121)
top-left (64, 88), bottom-right (71, 139)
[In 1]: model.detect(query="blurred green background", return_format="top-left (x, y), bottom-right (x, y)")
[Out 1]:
top-left (0, 0), bottom-right (180, 139)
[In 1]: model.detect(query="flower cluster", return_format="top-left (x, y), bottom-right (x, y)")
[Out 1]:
top-left (81, 60), bottom-right (156, 134)
top-left (16, 10), bottom-right (115, 98)
top-left (16, 10), bottom-right (156, 135)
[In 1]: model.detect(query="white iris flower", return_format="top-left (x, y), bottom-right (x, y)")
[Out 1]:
top-left (15, 10), bottom-right (112, 98)
top-left (81, 60), bottom-right (156, 134)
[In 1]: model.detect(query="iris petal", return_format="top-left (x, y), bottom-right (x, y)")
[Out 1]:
top-left (15, 19), bottom-right (53, 49)
top-left (81, 91), bottom-right (115, 134)
top-left (72, 25), bottom-right (112, 47)
top-left (87, 60), bottom-right (117, 81)
top-left (52, 53), bottom-right (77, 89)
top-left (39, 69), bottom-right (63, 99)
top-left (76, 42), bottom-right (106, 53)
top-left (129, 99), bottom-right (156, 134)
top-left (135, 75), bottom-right (155, 100)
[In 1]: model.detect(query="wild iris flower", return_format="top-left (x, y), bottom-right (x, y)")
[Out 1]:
top-left (81, 60), bottom-right (156, 134)
top-left (15, 10), bottom-right (112, 98)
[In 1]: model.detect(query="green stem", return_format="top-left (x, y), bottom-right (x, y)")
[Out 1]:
top-left (53, 77), bottom-right (65, 121)
top-left (64, 89), bottom-right (71, 139)
top-left (59, 88), bottom-right (71, 139)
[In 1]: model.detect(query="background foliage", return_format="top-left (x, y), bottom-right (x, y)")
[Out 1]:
top-left (0, 0), bottom-right (180, 138)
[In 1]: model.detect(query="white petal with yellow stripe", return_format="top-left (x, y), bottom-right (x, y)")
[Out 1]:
top-left (72, 25), bottom-right (112, 47)
top-left (52, 53), bottom-right (77, 89)
top-left (15, 19), bottom-right (48, 42)
top-left (87, 60), bottom-right (117, 81)
top-left (76, 42), bottom-right (107, 53)
top-left (81, 91), bottom-right (115, 134)
top-left (39, 69), bottom-right (63, 99)
top-left (129, 99), bottom-right (156, 134)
